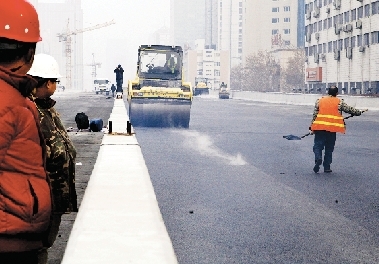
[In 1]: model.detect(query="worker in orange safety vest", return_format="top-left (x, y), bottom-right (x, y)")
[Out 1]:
top-left (310, 86), bottom-right (365, 173)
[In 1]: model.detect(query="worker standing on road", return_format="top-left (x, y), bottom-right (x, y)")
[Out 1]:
top-left (111, 83), bottom-right (116, 97)
top-left (27, 54), bottom-right (78, 264)
top-left (0, 1), bottom-right (53, 264)
top-left (310, 85), bottom-right (364, 173)
top-left (114, 64), bottom-right (124, 93)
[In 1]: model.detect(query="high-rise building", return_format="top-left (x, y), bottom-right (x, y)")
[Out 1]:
top-left (170, 0), bottom-right (206, 49)
top-left (305, 0), bottom-right (379, 94)
top-left (34, 0), bottom-right (83, 90)
top-left (218, 0), bottom-right (244, 67)
top-left (243, 0), bottom-right (301, 61)
top-left (205, 0), bottom-right (219, 48)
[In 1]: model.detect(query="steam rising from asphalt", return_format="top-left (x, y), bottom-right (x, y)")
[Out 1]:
top-left (176, 130), bottom-right (247, 166)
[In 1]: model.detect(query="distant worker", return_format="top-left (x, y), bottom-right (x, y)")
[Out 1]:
top-left (310, 85), bottom-right (366, 173)
top-left (111, 83), bottom-right (116, 97)
top-left (0, 1), bottom-right (52, 263)
top-left (114, 64), bottom-right (124, 93)
top-left (27, 54), bottom-right (78, 264)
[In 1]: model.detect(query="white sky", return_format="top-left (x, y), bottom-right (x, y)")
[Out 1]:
top-left (81, 0), bottom-right (170, 86)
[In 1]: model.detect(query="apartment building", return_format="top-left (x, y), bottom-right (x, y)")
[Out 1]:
top-left (183, 39), bottom-right (229, 90)
top-left (243, 0), bottom-right (300, 62)
top-left (305, 0), bottom-right (379, 94)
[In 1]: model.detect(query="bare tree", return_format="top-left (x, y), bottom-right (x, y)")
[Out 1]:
top-left (281, 49), bottom-right (306, 93)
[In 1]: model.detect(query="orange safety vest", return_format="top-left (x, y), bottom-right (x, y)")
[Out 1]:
top-left (311, 96), bottom-right (345, 133)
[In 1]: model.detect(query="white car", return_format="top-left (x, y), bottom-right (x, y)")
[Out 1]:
top-left (94, 78), bottom-right (111, 95)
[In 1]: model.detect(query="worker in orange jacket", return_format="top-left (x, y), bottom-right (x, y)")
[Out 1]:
top-left (310, 86), bottom-right (365, 173)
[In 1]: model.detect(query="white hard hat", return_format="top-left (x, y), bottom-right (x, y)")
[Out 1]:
top-left (27, 53), bottom-right (62, 78)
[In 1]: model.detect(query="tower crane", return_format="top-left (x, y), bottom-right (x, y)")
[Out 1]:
top-left (87, 53), bottom-right (102, 79)
top-left (57, 19), bottom-right (115, 90)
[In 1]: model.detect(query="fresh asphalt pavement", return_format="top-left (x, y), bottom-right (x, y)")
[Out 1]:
top-left (47, 91), bottom-right (379, 263)
top-left (134, 94), bottom-right (379, 264)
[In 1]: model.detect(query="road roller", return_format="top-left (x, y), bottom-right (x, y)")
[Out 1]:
top-left (127, 45), bottom-right (193, 128)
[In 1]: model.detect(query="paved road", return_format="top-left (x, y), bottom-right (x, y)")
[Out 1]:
top-left (135, 95), bottom-right (379, 264)
top-left (47, 91), bottom-right (114, 264)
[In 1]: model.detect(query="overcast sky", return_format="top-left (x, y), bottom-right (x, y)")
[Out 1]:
top-left (81, 0), bottom-right (170, 85)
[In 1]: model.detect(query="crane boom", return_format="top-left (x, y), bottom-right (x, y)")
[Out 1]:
top-left (57, 19), bottom-right (116, 90)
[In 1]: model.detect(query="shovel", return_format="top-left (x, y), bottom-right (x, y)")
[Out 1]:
top-left (283, 110), bottom-right (368, 140)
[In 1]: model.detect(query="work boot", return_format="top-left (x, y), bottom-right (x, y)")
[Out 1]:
top-left (313, 159), bottom-right (322, 173)
top-left (324, 167), bottom-right (332, 173)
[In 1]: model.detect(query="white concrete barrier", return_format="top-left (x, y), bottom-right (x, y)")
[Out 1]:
top-left (231, 91), bottom-right (379, 110)
top-left (62, 99), bottom-right (178, 264)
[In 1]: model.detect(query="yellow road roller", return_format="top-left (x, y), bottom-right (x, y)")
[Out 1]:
top-left (127, 45), bottom-right (192, 128)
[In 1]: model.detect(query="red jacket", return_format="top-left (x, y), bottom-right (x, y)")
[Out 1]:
top-left (0, 66), bottom-right (52, 252)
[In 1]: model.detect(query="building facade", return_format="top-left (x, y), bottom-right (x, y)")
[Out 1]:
top-left (183, 39), bottom-right (229, 90)
top-left (243, 0), bottom-right (300, 63)
top-left (305, 0), bottom-right (379, 94)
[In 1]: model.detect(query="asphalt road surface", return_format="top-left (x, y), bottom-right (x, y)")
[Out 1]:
top-left (45, 91), bottom-right (379, 263)
top-left (135, 94), bottom-right (379, 264)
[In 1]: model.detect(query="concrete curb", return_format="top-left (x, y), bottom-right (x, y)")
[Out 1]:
top-left (61, 98), bottom-right (178, 264)
top-left (231, 91), bottom-right (379, 110)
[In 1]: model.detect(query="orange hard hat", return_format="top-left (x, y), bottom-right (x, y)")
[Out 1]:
top-left (0, 0), bottom-right (42, 43)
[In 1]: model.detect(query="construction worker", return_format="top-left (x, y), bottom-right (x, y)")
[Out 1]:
top-left (111, 83), bottom-right (116, 97)
top-left (0, 1), bottom-right (52, 263)
top-left (310, 85), bottom-right (365, 173)
top-left (114, 64), bottom-right (124, 93)
top-left (27, 54), bottom-right (78, 264)
top-left (164, 53), bottom-right (177, 74)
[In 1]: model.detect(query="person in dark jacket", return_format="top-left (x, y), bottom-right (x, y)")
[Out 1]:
top-left (0, 1), bottom-right (52, 264)
top-left (310, 86), bottom-right (365, 173)
top-left (111, 83), bottom-right (116, 97)
top-left (27, 54), bottom-right (78, 264)
top-left (114, 64), bottom-right (124, 93)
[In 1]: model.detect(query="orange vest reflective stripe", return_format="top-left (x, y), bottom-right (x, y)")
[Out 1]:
top-left (311, 96), bottom-right (345, 133)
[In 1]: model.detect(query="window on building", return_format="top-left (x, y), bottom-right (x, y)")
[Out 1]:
top-left (318, 44), bottom-right (322, 53)
top-left (310, 2), bottom-right (313, 11)
top-left (372, 31), bottom-right (379, 44)
top-left (283, 29), bottom-right (290, 34)
top-left (324, 0), bottom-right (327, 5)
top-left (272, 29), bottom-right (279, 35)
top-left (239, 8), bottom-right (243, 14)
top-left (284, 6), bottom-right (290, 12)
top-left (338, 39), bottom-right (343, 50)
top-left (284, 17), bottom-right (290, 22)
top-left (272, 18), bottom-right (279, 23)
top-left (339, 14), bottom-right (343, 24)
top-left (344, 37), bottom-right (349, 48)
top-left (313, 22), bottom-right (317, 32)
top-left (305, 47), bottom-right (309, 56)
top-left (364, 33), bottom-right (370, 46)
top-left (351, 36), bottom-right (356, 47)
top-left (239, 29), bottom-right (242, 34)
top-left (323, 19), bottom-right (327, 30)
top-left (284, 40), bottom-right (290, 45)
top-left (328, 17), bottom-right (332, 28)
top-left (357, 34), bottom-right (362, 46)
top-left (351, 9), bottom-right (357, 21)
top-left (239, 15), bottom-right (242, 20)
top-left (238, 48), bottom-right (242, 53)
top-left (318, 21), bottom-right (322, 31)
top-left (328, 41), bottom-right (332, 52)
top-left (323, 43), bottom-right (326, 53)
top-left (358, 6), bottom-right (363, 19)
top-left (239, 2), bottom-right (243, 7)
top-left (373, 1), bottom-right (379, 15)
top-left (333, 40), bottom-right (337, 50)
top-left (272, 7), bottom-right (279, 12)
top-left (364, 4), bottom-right (370, 17)
top-left (344, 11), bottom-right (350, 23)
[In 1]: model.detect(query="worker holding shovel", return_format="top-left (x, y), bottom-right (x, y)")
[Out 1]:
top-left (310, 86), bottom-right (366, 173)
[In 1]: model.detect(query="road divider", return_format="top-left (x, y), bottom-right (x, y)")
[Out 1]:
top-left (61, 98), bottom-right (178, 264)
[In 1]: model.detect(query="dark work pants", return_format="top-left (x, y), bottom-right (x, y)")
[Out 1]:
top-left (313, 130), bottom-right (336, 169)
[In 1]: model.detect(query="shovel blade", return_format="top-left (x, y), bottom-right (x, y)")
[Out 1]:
top-left (283, 134), bottom-right (302, 140)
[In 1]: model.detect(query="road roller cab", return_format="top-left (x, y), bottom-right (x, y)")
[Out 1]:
top-left (127, 45), bottom-right (192, 128)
